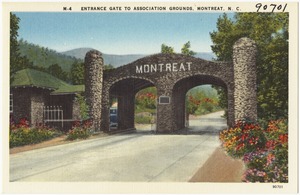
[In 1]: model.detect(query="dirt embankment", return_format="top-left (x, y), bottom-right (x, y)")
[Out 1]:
top-left (189, 147), bottom-right (245, 182)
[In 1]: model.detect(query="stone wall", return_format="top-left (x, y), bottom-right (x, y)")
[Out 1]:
top-left (72, 98), bottom-right (82, 121)
top-left (12, 87), bottom-right (49, 126)
top-left (12, 87), bottom-right (82, 130)
top-left (31, 90), bottom-right (47, 126)
top-left (11, 88), bottom-right (32, 124)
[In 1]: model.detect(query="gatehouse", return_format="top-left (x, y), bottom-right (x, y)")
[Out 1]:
top-left (84, 37), bottom-right (257, 133)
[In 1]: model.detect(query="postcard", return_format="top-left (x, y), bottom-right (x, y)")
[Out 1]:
top-left (1, 1), bottom-right (298, 194)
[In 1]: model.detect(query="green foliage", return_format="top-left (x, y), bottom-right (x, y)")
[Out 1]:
top-left (47, 63), bottom-right (69, 82)
top-left (11, 69), bottom-right (69, 89)
top-left (10, 12), bottom-right (21, 75)
top-left (161, 44), bottom-right (174, 54)
top-left (186, 86), bottom-right (221, 116)
top-left (219, 120), bottom-right (266, 158)
top-left (70, 61), bottom-right (114, 85)
top-left (181, 41), bottom-right (196, 56)
top-left (10, 14), bottom-right (77, 83)
top-left (135, 87), bottom-right (156, 124)
top-left (220, 119), bottom-right (288, 182)
top-left (66, 120), bottom-right (93, 140)
top-left (104, 64), bottom-right (114, 70)
top-left (10, 14), bottom-right (34, 76)
top-left (74, 93), bottom-right (89, 120)
top-left (70, 61), bottom-right (84, 85)
top-left (135, 87), bottom-right (157, 110)
top-left (134, 115), bottom-right (153, 124)
top-left (161, 41), bottom-right (196, 56)
top-left (210, 13), bottom-right (289, 122)
top-left (10, 118), bottom-right (61, 148)
top-left (18, 39), bottom-right (80, 72)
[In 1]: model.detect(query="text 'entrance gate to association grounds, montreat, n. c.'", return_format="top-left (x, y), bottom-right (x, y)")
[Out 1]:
top-left (84, 37), bottom-right (257, 133)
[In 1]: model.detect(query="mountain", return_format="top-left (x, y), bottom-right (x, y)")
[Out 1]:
top-left (61, 48), bottom-right (216, 67)
top-left (194, 52), bottom-right (216, 61)
top-left (18, 40), bottom-right (80, 72)
top-left (189, 85), bottom-right (218, 97)
top-left (61, 48), bottom-right (146, 67)
top-left (18, 40), bottom-right (216, 72)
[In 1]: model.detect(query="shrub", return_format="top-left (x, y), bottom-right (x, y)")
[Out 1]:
top-left (242, 119), bottom-right (288, 183)
top-left (220, 119), bottom-right (288, 183)
top-left (66, 120), bottom-right (93, 141)
top-left (10, 118), bottom-right (60, 148)
top-left (219, 119), bottom-right (266, 158)
top-left (136, 92), bottom-right (156, 109)
top-left (135, 115), bottom-right (152, 124)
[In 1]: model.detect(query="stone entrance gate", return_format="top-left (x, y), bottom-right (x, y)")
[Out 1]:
top-left (84, 37), bottom-right (257, 133)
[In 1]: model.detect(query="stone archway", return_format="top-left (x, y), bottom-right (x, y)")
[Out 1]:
top-left (172, 74), bottom-right (231, 131)
top-left (109, 78), bottom-right (155, 131)
top-left (84, 37), bottom-right (257, 133)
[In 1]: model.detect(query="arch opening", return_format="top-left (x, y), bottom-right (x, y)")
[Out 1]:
top-left (134, 86), bottom-right (157, 134)
top-left (109, 78), bottom-right (155, 132)
top-left (172, 75), bottom-right (229, 134)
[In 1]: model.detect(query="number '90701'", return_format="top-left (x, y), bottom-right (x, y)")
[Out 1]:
top-left (255, 3), bottom-right (287, 12)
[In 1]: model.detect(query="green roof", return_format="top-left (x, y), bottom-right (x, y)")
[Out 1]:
top-left (11, 69), bottom-right (84, 94)
top-left (52, 85), bottom-right (85, 95)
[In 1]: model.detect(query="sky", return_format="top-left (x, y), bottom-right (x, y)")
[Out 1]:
top-left (15, 12), bottom-right (234, 55)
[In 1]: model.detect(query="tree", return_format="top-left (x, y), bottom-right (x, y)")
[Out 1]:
top-left (47, 64), bottom-right (69, 81)
top-left (74, 93), bottom-right (89, 120)
top-left (210, 13), bottom-right (288, 122)
top-left (10, 13), bottom-right (21, 75)
top-left (161, 44), bottom-right (174, 54)
top-left (70, 61), bottom-right (84, 85)
top-left (181, 41), bottom-right (196, 56)
top-left (10, 13), bottom-right (34, 77)
top-left (70, 62), bottom-right (114, 85)
top-left (104, 64), bottom-right (114, 70)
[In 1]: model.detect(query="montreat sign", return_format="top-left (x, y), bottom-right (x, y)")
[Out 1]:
top-left (135, 62), bottom-right (192, 74)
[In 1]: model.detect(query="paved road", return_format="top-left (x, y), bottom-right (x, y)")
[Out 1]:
top-left (10, 111), bottom-right (227, 182)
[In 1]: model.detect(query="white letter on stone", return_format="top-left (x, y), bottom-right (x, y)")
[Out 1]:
top-left (172, 63), bottom-right (178, 72)
top-left (144, 64), bottom-right (150, 73)
top-left (150, 64), bottom-right (157, 72)
top-left (158, 64), bottom-right (164, 72)
top-left (179, 63), bottom-right (186, 71)
top-left (166, 63), bottom-right (172, 72)
top-left (136, 65), bottom-right (143, 73)
top-left (187, 62), bottom-right (192, 71)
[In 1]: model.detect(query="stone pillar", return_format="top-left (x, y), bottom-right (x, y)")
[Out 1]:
top-left (156, 86), bottom-right (175, 133)
top-left (172, 88), bottom-right (186, 130)
top-left (100, 85), bottom-right (110, 132)
top-left (227, 86), bottom-right (235, 127)
top-left (84, 50), bottom-right (104, 132)
top-left (233, 37), bottom-right (257, 122)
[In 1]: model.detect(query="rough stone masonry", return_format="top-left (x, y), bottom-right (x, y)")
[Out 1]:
top-left (84, 50), bottom-right (104, 132)
top-left (84, 37), bottom-right (257, 133)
